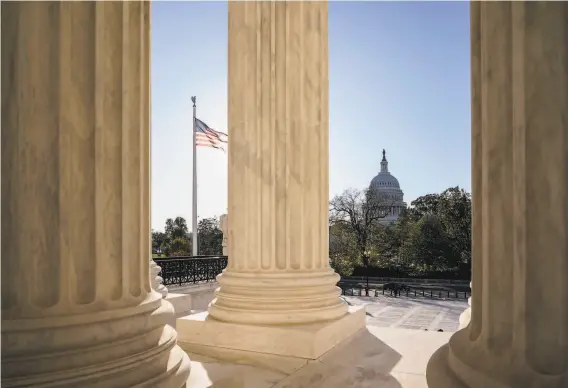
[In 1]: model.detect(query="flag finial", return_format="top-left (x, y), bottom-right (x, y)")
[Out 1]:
top-left (191, 96), bottom-right (196, 108)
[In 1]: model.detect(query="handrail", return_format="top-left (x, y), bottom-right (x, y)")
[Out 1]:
top-left (154, 255), bottom-right (228, 286)
top-left (343, 276), bottom-right (470, 285)
top-left (152, 256), bottom-right (470, 291)
top-left (154, 255), bottom-right (227, 261)
top-left (338, 282), bottom-right (471, 299)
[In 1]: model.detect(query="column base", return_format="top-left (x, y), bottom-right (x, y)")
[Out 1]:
top-left (176, 305), bottom-right (366, 360)
top-left (1, 295), bottom-right (191, 388)
top-left (427, 329), bottom-right (568, 388)
top-left (209, 269), bottom-right (347, 325)
top-left (427, 330), bottom-right (500, 388)
top-left (426, 343), bottom-right (467, 388)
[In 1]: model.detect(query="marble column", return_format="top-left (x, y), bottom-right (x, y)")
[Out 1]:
top-left (1, 3), bottom-right (190, 386)
top-left (208, 0), bottom-right (346, 325)
top-left (177, 1), bottom-right (364, 361)
top-left (427, 3), bottom-right (568, 387)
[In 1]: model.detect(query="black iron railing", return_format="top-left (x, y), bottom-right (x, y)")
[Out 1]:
top-left (152, 256), bottom-right (470, 298)
top-left (154, 256), bottom-right (227, 286)
top-left (337, 281), bottom-right (471, 300)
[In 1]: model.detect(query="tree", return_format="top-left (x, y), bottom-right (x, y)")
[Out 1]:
top-left (155, 216), bottom-right (225, 256)
top-left (329, 221), bottom-right (359, 277)
top-left (197, 217), bottom-right (223, 255)
top-left (151, 230), bottom-right (168, 254)
top-left (165, 217), bottom-right (189, 240)
top-left (166, 237), bottom-right (191, 257)
top-left (404, 187), bottom-right (471, 270)
top-left (400, 214), bottom-right (456, 272)
top-left (436, 187), bottom-right (472, 268)
top-left (162, 217), bottom-right (191, 256)
top-left (329, 188), bottom-right (394, 268)
top-left (370, 224), bottom-right (400, 267)
top-left (407, 193), bottom-right (441, 220)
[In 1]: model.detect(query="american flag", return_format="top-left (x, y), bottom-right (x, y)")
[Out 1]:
top-left (195, 118), bottom-right (228, 151)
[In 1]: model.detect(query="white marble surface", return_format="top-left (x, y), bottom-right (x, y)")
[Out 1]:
top-left (178, 305), bottom-right (366, 360)
top-left (343, 295), bottom-right (467, 332)
top-left (211, 0), bottom-right (347, 327)
top-left (1, 3), bottom-right (190, 386)
top-left (428, 3), bottom-right (568, 387)
top-left (184, 326), bottom-right (452, 388)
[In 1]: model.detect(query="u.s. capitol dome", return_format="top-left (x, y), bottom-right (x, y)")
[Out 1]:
top-left (369, 149), bottom-right (407, 225)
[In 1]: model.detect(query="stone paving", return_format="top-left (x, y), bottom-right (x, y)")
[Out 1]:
top-left (342, 294), bottom-right (468, 332)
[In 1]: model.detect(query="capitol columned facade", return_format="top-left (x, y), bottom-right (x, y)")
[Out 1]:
top-left (369, 150), bottom-right (407, 225)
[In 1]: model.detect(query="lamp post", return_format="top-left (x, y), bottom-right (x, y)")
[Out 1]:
top-left (363, 251), bottom-right (370, 296)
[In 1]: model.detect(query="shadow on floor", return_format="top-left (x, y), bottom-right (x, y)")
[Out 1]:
top-left (186, 355), bottom-right (285, 388)
top-left (187, 328), bottom-right (404, 388)
top-left (272, 328), bottom-right (403, 388)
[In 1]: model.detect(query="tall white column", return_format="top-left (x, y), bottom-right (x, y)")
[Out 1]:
top-left (427, 3), bottom-right (568, 387)
top-left (177, 1), bottom-right (364, 360)
top-left (1, 3), bottom-right (190, 386)
top-left (208, 0), bottom-right (346, 325)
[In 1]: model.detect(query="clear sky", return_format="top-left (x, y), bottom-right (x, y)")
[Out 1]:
top-left (151, 1), bottom-right (471, 232)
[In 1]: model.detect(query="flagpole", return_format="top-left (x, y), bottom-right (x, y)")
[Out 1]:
top-left (191, 96), bottom-right (198, 256)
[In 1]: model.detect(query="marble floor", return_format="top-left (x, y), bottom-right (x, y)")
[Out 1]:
top-left (185, 326), bottom-right (452, 388)
top-left (342, 295), bottom-right (467, 333)
top-left (182, 296), bottom-right (463, 387)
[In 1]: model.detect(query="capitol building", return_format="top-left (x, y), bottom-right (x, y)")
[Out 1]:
top-left (369, 150), bottom-right (407, 224)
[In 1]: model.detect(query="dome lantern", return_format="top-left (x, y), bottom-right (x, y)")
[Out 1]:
top-left (380, 149), bottom-right (389, 173)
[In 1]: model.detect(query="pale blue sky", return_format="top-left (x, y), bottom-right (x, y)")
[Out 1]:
top-left (151, 1), bottom-right (471, 232)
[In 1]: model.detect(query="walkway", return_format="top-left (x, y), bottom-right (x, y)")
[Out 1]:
top-left (343, 295), bottom-right (467, 332)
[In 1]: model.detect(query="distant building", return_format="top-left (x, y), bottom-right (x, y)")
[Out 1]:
top-left (369, 149), bottom-right (407, 225)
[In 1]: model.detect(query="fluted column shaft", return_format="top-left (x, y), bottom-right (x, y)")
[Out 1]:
top-left (429, 3), bottom-right (568, 387)
top-left (209, 0), bottom-right (346, 325)
top-left (1, 3), bottom-right (189, 386)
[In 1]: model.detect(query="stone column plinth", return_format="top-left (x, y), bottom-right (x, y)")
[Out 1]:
top-left (177, 0), bottom-right (365, 361)
top-left (427, 3), bottom-right (568, 387)
top-left (1, 3), bottom-right (190, 387)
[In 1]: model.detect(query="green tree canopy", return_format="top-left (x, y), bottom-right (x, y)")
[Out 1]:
top-left (329, 221), bottom-right (359, 277)
top-left (328, 186), bottom-right (471, 277)
top-left (400, 214), bottom-right (456, 272)
top-left (151, 230), bottom-right (168, 254)
top-left (167, 237), bottom-right (191, 256)
top-left (329, 188), bottom-right (393, 272)
top-left (152, 216), bottom-right (224, 256)
top-left (197, 217), bottom-right (223, 255)
top-left (404, 187), bottom-right (471, 269)
top-left (165, 217), bottom-right (189, 240)
top-left (157, 216), bottom-right (191, 256)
